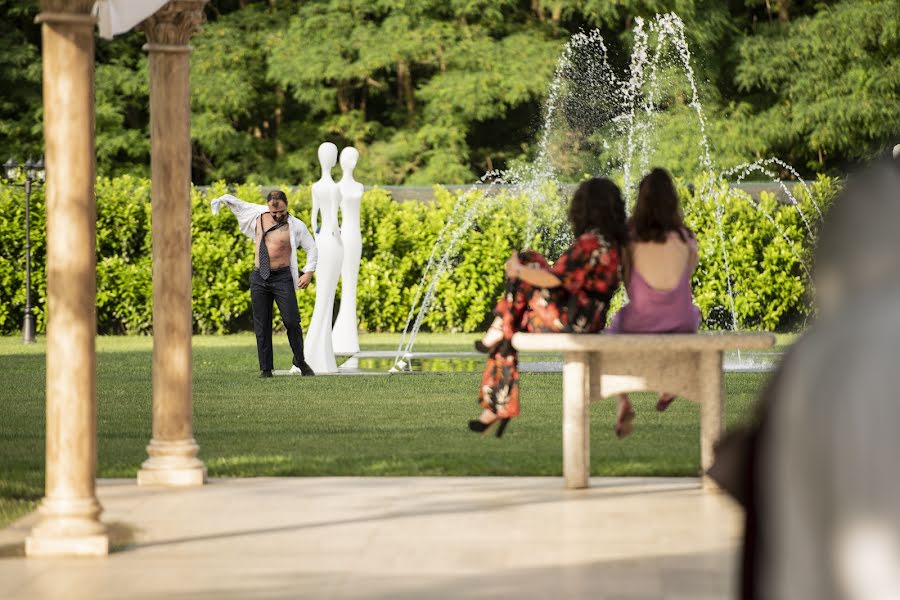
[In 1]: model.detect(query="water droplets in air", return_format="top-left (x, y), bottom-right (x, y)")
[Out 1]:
top-left (391, 13), bottom-right (820, 372)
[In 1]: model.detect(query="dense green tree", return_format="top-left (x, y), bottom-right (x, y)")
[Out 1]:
top-left (0, 1), bottom-right (42, 162)
top-left (191, 3), bottom-right (292, 182)
top-left (95, 33), bottom-right (150, 178)
top-left (0, 0), bottom-right (897, 184)
top-left (264, 0), bottom-right (561, 183)
top-left (735, 0), bottom-right (900, 170)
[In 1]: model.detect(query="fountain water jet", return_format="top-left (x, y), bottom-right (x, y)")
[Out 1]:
top-left (390, 13), bottom-right (822, 372)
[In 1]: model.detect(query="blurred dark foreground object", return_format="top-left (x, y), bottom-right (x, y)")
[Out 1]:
top-left (710, 160), bottom-right (900, 600)
top-left (705, 413), bottom-right (755, 506)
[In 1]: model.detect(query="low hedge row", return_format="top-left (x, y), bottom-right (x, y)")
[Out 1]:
top-left (0, 174), bottom-right (837, 335)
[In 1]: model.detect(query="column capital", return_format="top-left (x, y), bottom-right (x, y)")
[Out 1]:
top-left (38, 0), bottom-right (94, 13)
top-left (140, 0), bottom-right (207, 49)
top-left (36, 0), bottom-right (96, 25)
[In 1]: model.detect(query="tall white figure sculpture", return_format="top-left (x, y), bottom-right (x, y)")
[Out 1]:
top-left (304, 142), bottom-right (344, 373)
top-left (332, 147), bottom-right (363, 354)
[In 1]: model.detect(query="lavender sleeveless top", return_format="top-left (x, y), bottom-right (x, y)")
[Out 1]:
top-left (608, 231), bottom-right (701, 334)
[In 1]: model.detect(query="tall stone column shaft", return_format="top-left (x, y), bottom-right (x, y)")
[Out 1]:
top-left (137, 0), bottom-right (208, 487)
top-left (26, 0), bottom-right (108, 557)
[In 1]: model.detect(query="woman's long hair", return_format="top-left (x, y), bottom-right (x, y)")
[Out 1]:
top-left (630, 168), bottom-right (692, 243)
top-left (568, 177), bottom-right (628, 250)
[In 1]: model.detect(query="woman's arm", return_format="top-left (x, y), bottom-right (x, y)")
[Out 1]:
top-left (506, 255), bottom-right (562, 288)
top-left (687, 236), bottom-right (700, 273)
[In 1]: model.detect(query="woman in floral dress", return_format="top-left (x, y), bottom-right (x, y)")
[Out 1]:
top-left (469, 177), bottom-right (628, 437)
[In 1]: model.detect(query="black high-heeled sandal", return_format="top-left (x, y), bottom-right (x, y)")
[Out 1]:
top-left (474, 340), bottom-right (494, 353)
top-left (468, 417), bottom-right (511, 438)
top-left (614, 408), bottom-right (635, 439)
top-left (656, 394), bottom-right (676, 412)
top-left (474, 326), bottom-right (504, 354)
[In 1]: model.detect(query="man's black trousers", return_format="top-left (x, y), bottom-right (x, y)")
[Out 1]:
top-left (250, 267), bottom-right (305, 371)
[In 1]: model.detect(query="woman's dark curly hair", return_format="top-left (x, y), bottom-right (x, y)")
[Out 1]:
top-left (630, 168), bottom-right (692, 243)
top-left (568, 177), bottom-right (628, 249)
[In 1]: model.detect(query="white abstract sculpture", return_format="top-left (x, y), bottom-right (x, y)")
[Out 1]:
top-left (303, 142), bottom-right (344, 373)
top-left (332, 147), bottom-right (364, 354)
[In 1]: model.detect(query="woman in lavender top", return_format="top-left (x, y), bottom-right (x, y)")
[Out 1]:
top-left (608, 168), bottom-right (701, 438)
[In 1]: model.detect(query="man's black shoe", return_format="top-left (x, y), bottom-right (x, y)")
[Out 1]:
top-left (289, 361), bottom-right (316, 376)
top-left (259, 370), bottom-right (273, 378)
top-left (298, 361), bottom-right (315, 377)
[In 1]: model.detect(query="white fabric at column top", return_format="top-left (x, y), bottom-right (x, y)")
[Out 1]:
top-left (94, 0), bottom-right (170, 39)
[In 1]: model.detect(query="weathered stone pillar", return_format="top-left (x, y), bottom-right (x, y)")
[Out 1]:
top-left (562, 351), bottom-right (591, 489)
top-left (137, 0), bottom-right (208, 487)
top-left (699, 351), bottom-right (724, 491)
top-left (26, 0), bottom-right (108, 557)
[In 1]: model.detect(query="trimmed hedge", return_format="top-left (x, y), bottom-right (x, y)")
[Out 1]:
top-left (0, 174), bottom-right (837, 335)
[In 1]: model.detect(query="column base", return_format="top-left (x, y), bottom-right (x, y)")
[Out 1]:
top-left (26, 496), bottom-right (109, 557)
top-left (702, 475), bottom-right (723, 493)
top-left (137, 438), bottom-right (207, 487)
top-left (26, 534), bottom-right (109, 557)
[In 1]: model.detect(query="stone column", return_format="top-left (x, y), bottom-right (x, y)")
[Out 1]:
top-left (26, 0), bottom-right (108, 557)
top-left (699, 351), bottom-right (724, 491)
top-left (137, 0), bottom-right (208, 487)
top-left (562, 351), bottom-right (591, 489)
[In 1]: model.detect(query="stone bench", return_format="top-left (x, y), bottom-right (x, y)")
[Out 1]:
top-left (511, 332), bottom-right (776, 490)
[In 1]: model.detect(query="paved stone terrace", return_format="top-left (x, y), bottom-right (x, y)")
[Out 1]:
top-left (0, 477), bottom-right (743, 599)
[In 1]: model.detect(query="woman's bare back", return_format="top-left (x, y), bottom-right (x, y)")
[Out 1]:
top-left (629, 231), bottom-right (697, 291)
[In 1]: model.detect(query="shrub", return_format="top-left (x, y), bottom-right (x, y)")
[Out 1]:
top-left (0, 174), bottom-right (838, 335)
top-left (682, 175), bottom-right (836, 330)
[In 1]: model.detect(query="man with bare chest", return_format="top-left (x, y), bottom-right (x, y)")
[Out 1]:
top-left (211, 189), bottom-right (318, 377)
top-left (255, 205), bottom-right (296, 276)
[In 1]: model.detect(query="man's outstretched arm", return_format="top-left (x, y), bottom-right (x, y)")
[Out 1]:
top-left (211, 193), bottom-right (267, 239)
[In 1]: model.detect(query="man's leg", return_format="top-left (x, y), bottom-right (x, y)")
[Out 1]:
top-left (271, 271), bottom-right (307, 369)
top-left (250, 271), bottom-right (275, 373)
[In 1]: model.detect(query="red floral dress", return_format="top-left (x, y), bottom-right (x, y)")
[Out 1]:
top-left (479, 231), bottom-right (621, 418)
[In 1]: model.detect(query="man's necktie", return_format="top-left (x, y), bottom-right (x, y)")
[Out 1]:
top-left (258, 219), bottom-right (288, 280)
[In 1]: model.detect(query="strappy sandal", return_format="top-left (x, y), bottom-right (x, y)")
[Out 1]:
top-left (656, 394), bottom-right (676, 412)
top-left (614, 407), bottom-right (636, 439)
top-left (474, 325), bottom-right (504, 354)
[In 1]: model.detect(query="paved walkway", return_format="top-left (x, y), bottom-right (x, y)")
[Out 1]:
top-left (0, 478), bottom-right (743, 599)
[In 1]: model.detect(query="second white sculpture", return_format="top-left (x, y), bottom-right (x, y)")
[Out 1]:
top-left (332, 147), bottom-right (363, 354)
top-left (303, 142), bottom-right (343, 373)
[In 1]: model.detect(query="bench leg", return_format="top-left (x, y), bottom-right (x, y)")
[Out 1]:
top-left (699, 351), bottom-right (724, 491)
top-left (563, 351), bottom-right (591, 489)
top-left (589, 353), bottom-right (603, 402)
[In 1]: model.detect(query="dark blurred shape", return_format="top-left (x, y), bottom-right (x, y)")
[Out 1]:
top-left (711, 160), bottom-right (900, 599)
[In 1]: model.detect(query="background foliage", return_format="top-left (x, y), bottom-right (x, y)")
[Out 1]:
top-left (1, 0), bottom-right (898, 185)
top-left (0, 175), bottom-right (837, 335)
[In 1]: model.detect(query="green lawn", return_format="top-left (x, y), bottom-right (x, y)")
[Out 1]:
top-left (0, 332), bottom-right (783, 528)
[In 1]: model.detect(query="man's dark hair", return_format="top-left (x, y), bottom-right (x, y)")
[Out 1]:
top-left (630, 168), bottom-right (692, 243)
top-left (568, 177), bottom-right (628, 249)
top-left (267, 190), bottom-right (288, 205)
